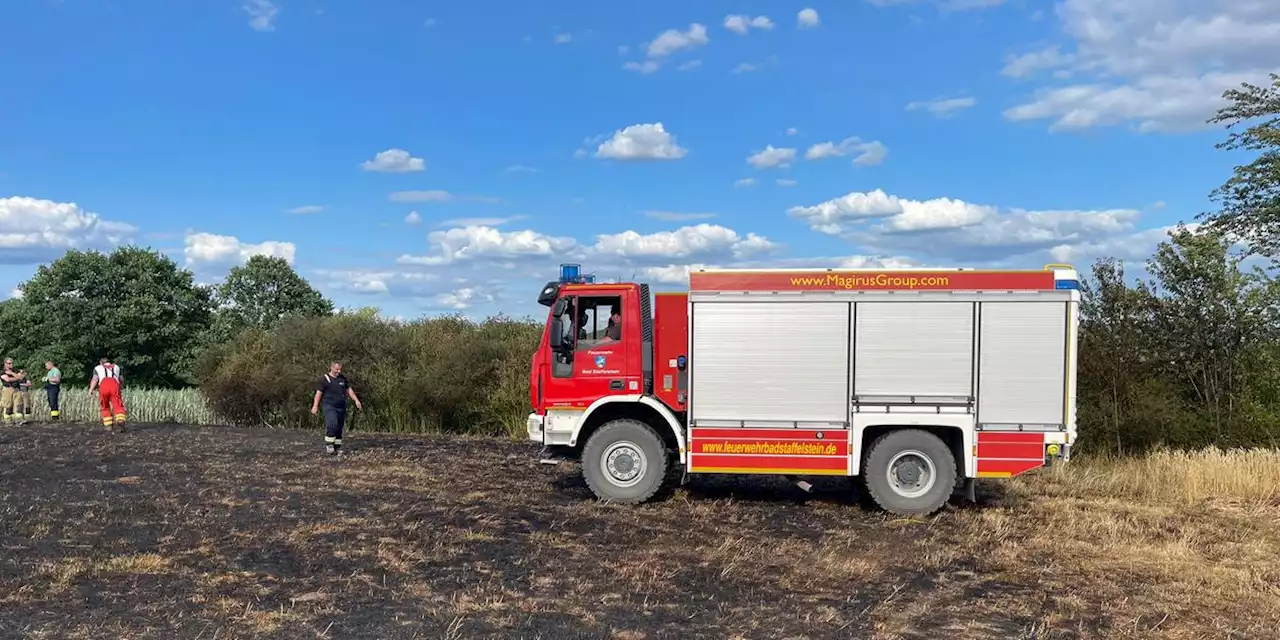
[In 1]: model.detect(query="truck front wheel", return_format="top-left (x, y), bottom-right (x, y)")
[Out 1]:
top-left (863, 429), bottom-right (957, 516)
top-left (581, 419), bottom-right (669, 504)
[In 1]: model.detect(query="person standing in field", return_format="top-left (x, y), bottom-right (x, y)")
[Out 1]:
top-left (311, 361), bottom-right (362, 456)
top-left (17, 369), bottom-right (32, 421)
top-left (88, 357), bottom-right (127, 432)
top-left (1, 358), bottom-right (25, 425)
top-left (43, 361), bottom-right (61, 421)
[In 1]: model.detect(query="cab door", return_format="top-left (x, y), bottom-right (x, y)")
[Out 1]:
top-left (541, 292), bottom-right (629, 414)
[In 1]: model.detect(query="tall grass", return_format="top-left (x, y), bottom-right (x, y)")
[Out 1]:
top-left (14, 387), bottom-right (224, 425)
top-left (1029, 446), bottom-right (1280, 508)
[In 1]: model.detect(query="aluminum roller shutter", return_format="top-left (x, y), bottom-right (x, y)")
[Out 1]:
top-left (854, 301), bottom-right (974, 398)
top-left (978, 301), bottom-right (1067, 426)
top-left (691, 301), bottom-right (849, 424)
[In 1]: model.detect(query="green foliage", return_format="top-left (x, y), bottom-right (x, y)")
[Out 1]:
top-left (197, 312), bottom-right (540, 437)
top-left (16, 246), bottom-right (214, 387)
top-left (208, 255), bottom-right (334, 344)
top-left (1200, 73), bottom-right (1280, 258)
top-left (1076, 227), bottom-right (1280, 454)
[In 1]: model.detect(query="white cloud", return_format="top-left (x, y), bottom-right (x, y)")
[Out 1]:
top-left (504, 164), bottom-right (537, 173)
top-left (804, 137), bottom-right (889, 166)
top-left (1002, 0), bottom-right (1280, 132)
top-left (436, 287), bottom-right (494, 310)
top-left (677, 60), bottom-right (703, 71)
top-left (0, 196), bottom-right (136, 264)
top-left (398, 226), bottom-right (578, 265)
top-left (592, 224), bottom-right (778, 261)
top-left (624, 60), bottom-right (662, 74)
top-left (243, 0), bottom-right (279, 32)
top-left (747, 145), bottom-right (796, 169)
top-left (724, 14), bottom-right (774, 35)
top-left (788, 188), bottom-right (1150, 264)
top-left (594, 123), bottom-right (688, 161)
top-left (184, 232), bottom-right (295, 269)
top-left (646, 23), bottom-right (709, 58)
top-left (388, 190), bottom-right (499, 204)
top-left (361, 148), bottom-right (426, 173)
top-left (405, 211), bottom-right (422, 225)
top-left (776, 179), bottom-right (798, 187)
top-left (786, 127), bottom-right (799, 136)
top-left (554, 33), bottom-right (572, 44)
top-left (287, 205), bottom-right (324, 215)
top-left (731, 63), bottom-right (759, 74)
top-left (624, 23), bottom-right (709, 74)
top-left (734, 178), bottom-right (758, 188)
top-left (798, 8), bottom-right (820, 28)
top-left (867, 0), bottom-right (1006, 9)
top-left (439, 216), bottom-right (526, 227)
top-left (905, 96), bottom-right (977, 117)
top-left (644, 211), bottom-right (718, 221)
top-left (1001, 46), bottom-right (1074, 79)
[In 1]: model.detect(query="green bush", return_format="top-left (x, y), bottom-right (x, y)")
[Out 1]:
top-left (196, 311), bottom-right (541, 437)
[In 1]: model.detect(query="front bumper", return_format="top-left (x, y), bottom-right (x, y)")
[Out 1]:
top-left (527, 413), bottom-right (544, 443)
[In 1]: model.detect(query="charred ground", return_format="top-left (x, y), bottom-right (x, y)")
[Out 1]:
top-left (1, 423), bottom-right (1277, 639)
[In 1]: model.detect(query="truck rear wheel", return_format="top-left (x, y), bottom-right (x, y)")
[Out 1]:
top-left (863, 429), bottom-right (957, 516)
top-left (581, 418), bottom-right (669, 504)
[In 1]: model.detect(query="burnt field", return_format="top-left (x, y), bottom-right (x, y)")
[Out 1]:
top-left (2, 424), bottom-right (1278, 639)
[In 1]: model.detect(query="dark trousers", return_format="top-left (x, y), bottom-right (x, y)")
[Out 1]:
top-left (323, 405), bottom-right (346, 446)
top-left (46, 385), bottom-right (60, 419)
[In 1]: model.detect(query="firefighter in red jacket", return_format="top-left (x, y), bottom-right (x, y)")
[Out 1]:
top-left (88, 357), bottom-right (127, 431)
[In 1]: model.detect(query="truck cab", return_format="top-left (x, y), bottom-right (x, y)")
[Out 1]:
top-left (527, 265), bottom-right (689, 502)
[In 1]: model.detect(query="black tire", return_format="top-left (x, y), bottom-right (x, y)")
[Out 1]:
top-left (862, 429), bottom-right (957, 516)
top-left (581, 418), bottom-right (670, 504)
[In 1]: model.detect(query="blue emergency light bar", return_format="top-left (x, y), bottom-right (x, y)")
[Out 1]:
top-left (559, 263), bottom-right (595, 284)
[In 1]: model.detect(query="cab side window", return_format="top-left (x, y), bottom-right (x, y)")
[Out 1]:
top-left (575, 295), bottom-right (621, 352)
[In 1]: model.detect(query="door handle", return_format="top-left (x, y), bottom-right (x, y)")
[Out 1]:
top-left (609, 380), bottom-right (624, 390)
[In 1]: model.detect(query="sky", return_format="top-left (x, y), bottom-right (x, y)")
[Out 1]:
top-left (1, 0), bottom-right (1277, 321)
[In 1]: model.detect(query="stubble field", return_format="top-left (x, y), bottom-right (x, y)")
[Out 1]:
top-left (1, 422), bottom-right (1278, 639)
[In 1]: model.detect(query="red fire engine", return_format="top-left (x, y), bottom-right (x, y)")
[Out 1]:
top-left (528, 264), bottom-right (1079, 516)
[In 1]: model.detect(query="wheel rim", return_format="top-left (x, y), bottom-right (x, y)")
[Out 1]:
top-left (601, 440), bottom-right (647, 488)
top-left (885, 449), bottom-right (936, 499)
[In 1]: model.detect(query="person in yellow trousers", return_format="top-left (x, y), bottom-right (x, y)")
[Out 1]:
top-left (1, 358), bottom-right (25, 425)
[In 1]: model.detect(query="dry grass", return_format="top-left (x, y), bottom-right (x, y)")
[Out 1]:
top-left (1039, 447), bottom-right (1280, 507)
top-left (1, 425), bottom-right (1278, 639)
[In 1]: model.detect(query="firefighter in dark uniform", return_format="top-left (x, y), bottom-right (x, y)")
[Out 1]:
top-left (311, 361), bottom-right (362, 455)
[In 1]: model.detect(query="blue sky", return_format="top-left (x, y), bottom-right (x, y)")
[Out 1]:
top-left (1, 0), bottom-right (1276, 320)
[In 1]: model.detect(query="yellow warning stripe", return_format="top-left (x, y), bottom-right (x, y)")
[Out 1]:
top-left (976, 471), bottom-right (1012, 478)
top-left (688, 466), bottom-right (849, 476)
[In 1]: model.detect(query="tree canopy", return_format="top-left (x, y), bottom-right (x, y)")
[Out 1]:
top-left (209, 255), bottom-right (333, 343)
top-left (13, 246), bottom-right (214, 386)
top-left (1200, 73), bottom-right (1280, 257)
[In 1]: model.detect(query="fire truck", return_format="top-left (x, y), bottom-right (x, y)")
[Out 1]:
top-left (528, 263), bottom-right (1080, 516)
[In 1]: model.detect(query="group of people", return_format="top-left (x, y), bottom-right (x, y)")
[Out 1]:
top-left (0, 357), bottom-right (129, 431)
top-left (1, 354), bottom-right (357, 451)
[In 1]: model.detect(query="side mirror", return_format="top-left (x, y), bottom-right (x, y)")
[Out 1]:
top-left (549, 317), bottom-right (564, 350)
top-left (551, 298), bottom-right (569, 316)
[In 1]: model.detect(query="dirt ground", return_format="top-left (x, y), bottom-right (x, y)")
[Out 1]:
top-left (2, 423), bottom-right (1277, 639)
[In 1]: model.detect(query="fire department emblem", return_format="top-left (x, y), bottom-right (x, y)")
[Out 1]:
top-left (594, 355), bottom-right (607, 368)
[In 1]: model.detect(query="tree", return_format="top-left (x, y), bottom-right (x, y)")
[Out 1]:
top-left (1077, 257), bottom-right (1159, 453)
top-left (1146, 226), bottom-right (1280, 443)
top-left (211, 255), bottom-right (332, 341)
top-left (1199, 73), bottom-right (1280, 257)
top-left (18, 246), bottom-right (214, 387)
